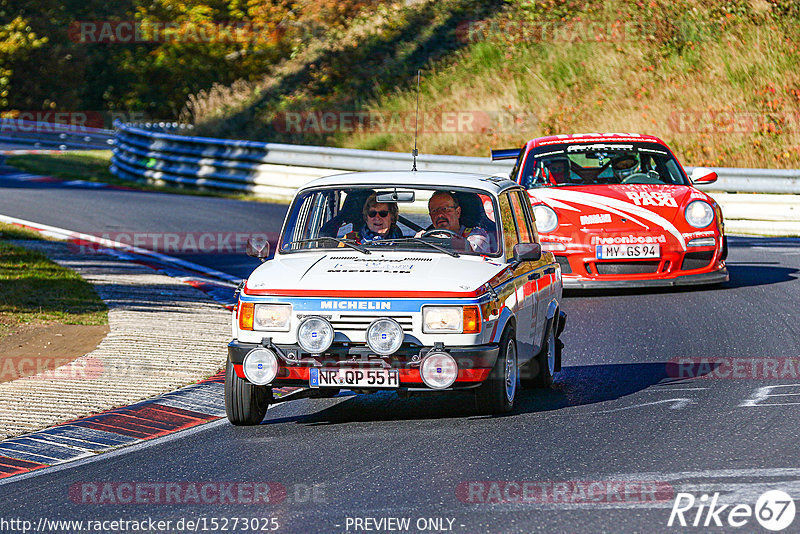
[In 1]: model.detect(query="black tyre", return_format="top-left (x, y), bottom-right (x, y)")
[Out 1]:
top-left (225, 357), bottom-right (272, 425)
top-left (521, 321), bottom-right (556, 389)
top-left (475, 327), bottom-right (518, 414)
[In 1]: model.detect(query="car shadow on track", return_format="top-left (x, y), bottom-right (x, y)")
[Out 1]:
top-left (721, 236), bottom-right (800, 289)
top-left (259, 362), bottom-right (686, 426)
top-left (514, 362), bottom-right (690, 415)
top-left (564, 263), bottom-right (798, 298)
top-left (722, 263), bottom-right (798, 289)
top-left (564, 236), bottom-right (800, 297)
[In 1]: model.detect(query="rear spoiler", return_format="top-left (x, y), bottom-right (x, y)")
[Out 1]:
top-left (490, 148), bottom-right (521, 161)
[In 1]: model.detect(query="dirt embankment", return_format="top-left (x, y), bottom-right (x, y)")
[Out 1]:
top-left (0, 323), bottom-right (109, 383)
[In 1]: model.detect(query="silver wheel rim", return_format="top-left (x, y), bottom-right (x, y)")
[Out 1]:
top-left (547, 328), bottom-right (556, 375)
top-left (504, 339), bottom-right (517, 403)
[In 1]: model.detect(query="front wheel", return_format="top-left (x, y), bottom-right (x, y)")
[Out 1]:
top-left (475, 327), bottom-right (518, 414)
top-left (521, 321), bottom-right (556, 389)
top-left (225, 357), bottom-right (272, 425)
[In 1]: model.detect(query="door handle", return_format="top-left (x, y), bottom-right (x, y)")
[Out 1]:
top-left (528, 272), bottom-right (541, 281)
top-left (544, 267), bottom-right (556, 275)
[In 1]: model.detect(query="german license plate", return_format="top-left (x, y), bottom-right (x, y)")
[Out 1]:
top-left (596, 244), bottom-right (660, 259)
top-left (309, 368), bottom-right (399, 388)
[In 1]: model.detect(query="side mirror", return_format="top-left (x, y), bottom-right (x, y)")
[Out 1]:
top-left (690, 167), bottom-right (718, 184)
top-left (246, 237), bottom-right (270, 261)
top-left (513, 242), bottom-right (541, 262)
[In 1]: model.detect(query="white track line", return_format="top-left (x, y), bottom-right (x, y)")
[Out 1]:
top-left (0, 213), bottom-right (239, 286)
top-left (0, 419), bottom-right (229, 487)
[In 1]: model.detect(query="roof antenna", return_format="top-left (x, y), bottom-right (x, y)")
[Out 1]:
top-left (412, 69), bottom-right (420, 171)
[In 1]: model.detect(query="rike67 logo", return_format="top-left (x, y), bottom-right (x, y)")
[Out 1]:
top-left (668, 490), bottom-right (795, 531)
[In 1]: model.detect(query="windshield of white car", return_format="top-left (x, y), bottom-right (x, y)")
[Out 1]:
top-left (279, 186), bottom-right (501, 257)
top-left (519, 142), bottom-right (690, 188)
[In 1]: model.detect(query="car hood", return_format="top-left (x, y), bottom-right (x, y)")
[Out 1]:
top-left (529, 184), bottom-right (715, 249)
top-left (242, 251), bottom-right (507, 296)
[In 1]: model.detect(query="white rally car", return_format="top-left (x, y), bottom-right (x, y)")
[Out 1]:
top-left (226, 171), bottom-right (566, 424)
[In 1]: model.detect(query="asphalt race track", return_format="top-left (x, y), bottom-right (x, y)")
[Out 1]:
top-left (1, 174), bottom-right (799, 533)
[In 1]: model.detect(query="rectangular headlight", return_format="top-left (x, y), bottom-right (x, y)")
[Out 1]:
top-left (687, 237), bottom-right (716, 247)
top-left (422, 306), bottom-right (482, 334)
top-left (423, 306), bottom-right (463, 333)
top-left (253, 304), bottom-right (292, 331)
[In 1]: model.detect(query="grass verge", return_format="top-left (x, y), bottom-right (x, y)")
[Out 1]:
top-left (185, 0), bottom-right (800, 169)
top-left (0, 223), bottom-right (108, 340)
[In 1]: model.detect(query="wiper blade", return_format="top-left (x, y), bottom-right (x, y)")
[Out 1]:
top-left (287, 237), bottom-right (371, 255)
top-left (372, 237), bottom-right (459, 258)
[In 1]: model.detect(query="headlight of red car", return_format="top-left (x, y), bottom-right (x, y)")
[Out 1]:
top-left (533, 204), bottom-right (559, 233)
top-left (685, 200), bottom-right (715, 228)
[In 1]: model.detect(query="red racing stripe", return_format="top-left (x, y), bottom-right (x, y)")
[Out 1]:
top-left (74, 403), bottom-right (219, 439)
top-left (399, 368), bottom-right (491, 384)
top-left (243, 282), bottom-right (482, 299)
top-left (0, 455), bottom-right (48, 479)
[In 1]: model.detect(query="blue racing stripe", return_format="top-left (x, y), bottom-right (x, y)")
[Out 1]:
top-left (0, 446), bottom-right (60, 464)
top-left (0, 438), bottom-right (84, 461)
top-left (39, 425), bottom-right (137, 446)
top-left (24, 433), bottom-right (110, 452)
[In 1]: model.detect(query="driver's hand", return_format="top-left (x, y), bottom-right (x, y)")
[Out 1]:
top-left (450, 234), bottom-right (470, 252)
top-left (414, 230), bottom-right (424, 238)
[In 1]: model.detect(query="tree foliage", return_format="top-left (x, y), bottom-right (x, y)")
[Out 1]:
top-left (0, 0), bottom-right (389, 119)
top-left (0, 14), bottom-right (48, 108)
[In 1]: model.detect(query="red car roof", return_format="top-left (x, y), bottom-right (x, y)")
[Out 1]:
top-left (529, 133), bottom-right (667, 148)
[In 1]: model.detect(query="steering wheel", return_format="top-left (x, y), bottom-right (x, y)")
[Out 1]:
top-left (420, 228), bottom-right (460, 239)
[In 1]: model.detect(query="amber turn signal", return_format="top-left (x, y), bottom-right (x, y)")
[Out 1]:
top-left (463, 305), bottom-right (481, 334)
top-left (238, 301), bottom-right (254, 330)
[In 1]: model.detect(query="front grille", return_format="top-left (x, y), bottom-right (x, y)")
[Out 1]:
top-left (681, 251), bottom-right (714, 271)
top-left (330, 314), bottom-right (414, 333)
top-left (595, 261), bottom-right (660, 275)
top-left (554, 255), bottom-right (572, 274)
top-left (327, 256), bottom-right (432, 261)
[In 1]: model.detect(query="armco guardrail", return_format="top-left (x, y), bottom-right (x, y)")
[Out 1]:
top-left (110, 122), bottom-right (504, 198)
top-left (0, 119), bottom-right (115, 151)
top-left (110, 123), bottom-right (800, 235)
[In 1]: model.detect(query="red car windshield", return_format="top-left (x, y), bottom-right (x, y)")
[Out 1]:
top-left (518, 142), bottom-right (690, 188)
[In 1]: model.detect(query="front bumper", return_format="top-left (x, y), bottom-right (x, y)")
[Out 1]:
top-left (228, 340), bottom-right (500, 389)
top-left (554, 239), bottom-right (728, 289)
top-left (563, 267), bottom-right (729, 289)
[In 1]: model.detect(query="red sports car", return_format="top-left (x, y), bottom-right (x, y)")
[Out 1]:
top-left (492, 133), bottom-right (728, 288)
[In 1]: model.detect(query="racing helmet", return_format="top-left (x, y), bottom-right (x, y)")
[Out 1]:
top-left (611, 155), bottom-right (639, 181)
top-left (544, 158), bottom-right (570, 184)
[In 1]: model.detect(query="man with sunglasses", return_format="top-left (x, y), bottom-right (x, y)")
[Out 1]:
top-left (345, 192), bottom-right (404, 242)
top-left (425, 191), bottom-right (490, 253)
